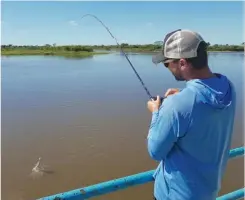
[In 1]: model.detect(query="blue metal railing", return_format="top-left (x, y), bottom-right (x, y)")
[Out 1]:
top-left (216, 188), bottom-right (244, 200)
top-left (38, 146), bottom-right (244, 200)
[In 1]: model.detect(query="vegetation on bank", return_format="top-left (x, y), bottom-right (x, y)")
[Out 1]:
top-left (1, 45), bottom-right (108, 58)
top-left (1, 42), bottom-right (244, 57)
top-left (94, 42), bottom-right (244, 52)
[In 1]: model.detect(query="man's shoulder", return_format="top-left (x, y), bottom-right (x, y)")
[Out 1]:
top-left (162, 87), bottom-right (196, 113)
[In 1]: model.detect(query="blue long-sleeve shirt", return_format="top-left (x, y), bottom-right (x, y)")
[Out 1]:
top-left (147, 73), bottom-right (236, 200)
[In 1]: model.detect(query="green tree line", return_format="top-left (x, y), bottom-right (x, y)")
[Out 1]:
top-left (1, 44), bottom-right (94, 52)
top-left (1, 42), bottom-right (244, 52)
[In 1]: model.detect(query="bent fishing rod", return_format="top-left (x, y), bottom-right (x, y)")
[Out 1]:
top-left (81, 14), bottom-right (164, 102)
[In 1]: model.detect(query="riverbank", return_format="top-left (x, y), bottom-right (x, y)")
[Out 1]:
top-left (2, 43), bottom-right (244, 57)
top-left (2, 49), bottom-right (243, 58)
top-left (1, 49), bottom-right (108, 58)
top-left (93, 44), bottom-right (244, 53)
top-left (109, 49), bottom-right (243, 54)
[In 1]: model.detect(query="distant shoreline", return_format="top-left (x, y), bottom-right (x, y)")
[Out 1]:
top-left (1, 49), bottom-right (108, 58)
top-left (1, 44), bottom-right (244, 57)
top-left (1, 43), bottom-right (245, 58)
top-left (2, 49), bottom-right (243, 57)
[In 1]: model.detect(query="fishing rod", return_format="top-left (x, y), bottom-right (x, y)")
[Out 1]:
top-left (81, 14), bottom-right (163, 102)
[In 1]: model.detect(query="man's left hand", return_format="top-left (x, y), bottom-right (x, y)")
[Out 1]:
top-left (147, 96), bottom-right (161, 113)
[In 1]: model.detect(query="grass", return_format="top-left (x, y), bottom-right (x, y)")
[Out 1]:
top-left (1, 47), bottom-right (243, 58)
top-left (1, 49), bottom-right (108, 58)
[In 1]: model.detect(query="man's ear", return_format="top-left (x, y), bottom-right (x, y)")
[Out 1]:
top-left (179, 59), bottom-right (187, 69)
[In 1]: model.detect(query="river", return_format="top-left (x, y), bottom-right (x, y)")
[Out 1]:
top-left (1, 52), bottom-right (244, 200)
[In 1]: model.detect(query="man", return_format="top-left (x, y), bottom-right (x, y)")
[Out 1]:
top-left (147, 29), bottom-right (236, 200)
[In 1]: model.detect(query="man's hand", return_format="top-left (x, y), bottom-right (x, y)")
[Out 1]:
top-left (147, 96), bottom-right (161, 113)
top-left (164, 88), bottom-right (180, 97)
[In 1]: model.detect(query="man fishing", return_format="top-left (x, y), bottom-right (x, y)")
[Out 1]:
top-left (147, 29), bottom-right (236, 200)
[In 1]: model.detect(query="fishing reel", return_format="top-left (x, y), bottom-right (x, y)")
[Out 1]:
top-left (151, 96), bottom-right (165, 102)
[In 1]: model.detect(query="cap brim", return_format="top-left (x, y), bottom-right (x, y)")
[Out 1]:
top-left (152, 52), bottom-right (166, 64)
top-left (152, 52), bottom-right (175, 65)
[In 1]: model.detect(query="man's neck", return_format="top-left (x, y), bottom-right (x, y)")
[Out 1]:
top-left (186, 66), bottom-right (216, 81)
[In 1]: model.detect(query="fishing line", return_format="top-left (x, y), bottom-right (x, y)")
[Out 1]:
top-left (81, 14), bottom-right (162, 101)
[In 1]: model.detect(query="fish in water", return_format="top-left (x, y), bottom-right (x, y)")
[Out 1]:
top-left (30, 157), bottom-right (54, 179)
top-left (30, 157), bottom-right (43, 179)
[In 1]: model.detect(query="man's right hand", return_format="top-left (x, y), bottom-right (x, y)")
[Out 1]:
top-left (164, 88), bottom-right (180, 97)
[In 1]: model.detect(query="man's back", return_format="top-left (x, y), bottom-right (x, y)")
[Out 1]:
top-left (147, 73), bottom-right (236, 200)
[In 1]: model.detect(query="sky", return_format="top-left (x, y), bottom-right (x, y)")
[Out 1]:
top-left (1, 1), bottom-right (244, 46)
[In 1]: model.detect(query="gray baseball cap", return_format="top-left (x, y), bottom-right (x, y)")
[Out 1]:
top-left (152, 29), bottom-right (206, 64)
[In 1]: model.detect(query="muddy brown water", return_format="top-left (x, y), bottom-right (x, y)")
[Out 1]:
top-left (1, 52), bottom-right (244, 200)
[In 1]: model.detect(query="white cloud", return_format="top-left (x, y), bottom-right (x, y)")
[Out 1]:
top-left (68, 20), bottom-right (78, 26)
